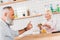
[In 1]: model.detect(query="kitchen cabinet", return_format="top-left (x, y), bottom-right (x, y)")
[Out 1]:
top-left (0, 0), bottom-right (26, 6)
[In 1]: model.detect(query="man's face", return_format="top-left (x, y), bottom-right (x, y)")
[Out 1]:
top-left (9, 8), bottom-right (14, 20)
top-left (6, 8), bottom-right (14, 25)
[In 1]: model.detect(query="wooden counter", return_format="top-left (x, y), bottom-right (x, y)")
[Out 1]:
top-left (15, 33), bottom-right (60, 40)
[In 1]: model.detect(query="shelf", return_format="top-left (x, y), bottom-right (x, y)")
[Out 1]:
top-left (14, 13), bottom-right (60, 20)
top-left (0, 0), bottom-right (27, 6)
top-left (14, 14), bottom-right (42, 20)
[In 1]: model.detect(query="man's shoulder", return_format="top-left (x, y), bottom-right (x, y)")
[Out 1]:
top-left (0, 19), bottom-right (6, 27)
top-left (0, 19), bottom-right (3, 25)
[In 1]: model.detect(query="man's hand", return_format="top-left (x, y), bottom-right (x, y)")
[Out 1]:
top-left (25, 21), bottom-right (33, 31)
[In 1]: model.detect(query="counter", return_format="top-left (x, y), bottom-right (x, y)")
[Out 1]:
top-left (15, 33), bottom-right (60, 40)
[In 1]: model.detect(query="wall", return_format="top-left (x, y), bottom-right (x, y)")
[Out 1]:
top-left (0, 0), bottom-right (60, 16)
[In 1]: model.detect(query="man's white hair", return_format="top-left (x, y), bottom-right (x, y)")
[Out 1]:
top-left (0, 6), bottom-right (12, 18)
top-left (0, 9), bottom-right (10, 18)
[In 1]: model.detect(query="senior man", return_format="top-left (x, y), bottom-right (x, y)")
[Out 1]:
top-left (0, 6), bottom-right (32, 40)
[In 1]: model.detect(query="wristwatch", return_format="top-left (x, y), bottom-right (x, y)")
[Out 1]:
top-left (24, 28), bottom-right (27, 31)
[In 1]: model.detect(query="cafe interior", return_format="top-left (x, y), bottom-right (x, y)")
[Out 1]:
top-left (0, 0), bottom-right (60, 40)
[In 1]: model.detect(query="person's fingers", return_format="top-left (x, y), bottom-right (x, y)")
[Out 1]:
top-left (28, 21), bottom-right (31, 24)
top-left (27, 21), bottom-right (32, 26)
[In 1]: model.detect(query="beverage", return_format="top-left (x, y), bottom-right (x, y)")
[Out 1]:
top-left (41, 29), bottom-right (47, 33)
top-left (56, 4), bottom-right (60, 13)
top-left (50, 4), bottom-right (54, 13)
top-left (27, 10), bottom-right (30, 16)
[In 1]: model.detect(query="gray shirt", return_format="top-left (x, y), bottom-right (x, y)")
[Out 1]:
top-left (0, 19), bottom-right (19, 40)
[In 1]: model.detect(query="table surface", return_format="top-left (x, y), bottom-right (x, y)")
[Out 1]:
top-left (16, 33), bottom-right (60, 40)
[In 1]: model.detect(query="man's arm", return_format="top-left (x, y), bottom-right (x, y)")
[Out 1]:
top-left (18, 21), bottom-right (33, 35)
top-left (18, 28), bottom-right (26, 35)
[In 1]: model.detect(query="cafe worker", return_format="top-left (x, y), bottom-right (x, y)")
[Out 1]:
top-left (0, 6), bottom-right (32, 40)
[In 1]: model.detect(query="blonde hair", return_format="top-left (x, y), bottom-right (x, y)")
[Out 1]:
top-left (45, 10), bottom-right (52, 16)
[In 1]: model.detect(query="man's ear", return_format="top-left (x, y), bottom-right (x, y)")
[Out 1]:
top-left (4, 13), bottom-right (7, 16)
